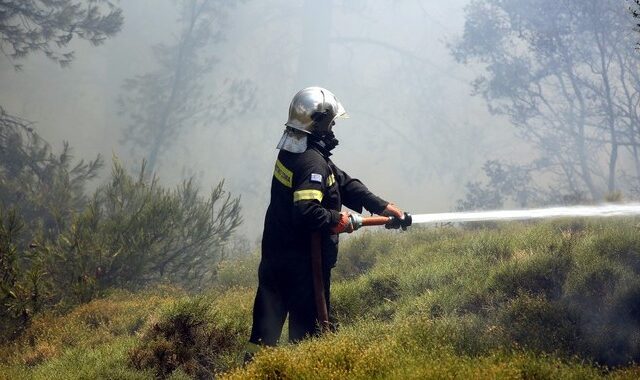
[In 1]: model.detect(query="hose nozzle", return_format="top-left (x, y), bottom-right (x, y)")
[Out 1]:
top-left (385, 212), bottom-right (412, 230)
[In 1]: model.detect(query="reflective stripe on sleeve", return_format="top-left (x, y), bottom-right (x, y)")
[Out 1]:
top-left (327, 173), bottom-right (336, 187)
top-left (274, 159), bottom-right (293, 188)
top-left (293, 189), bottom-right (324, 202)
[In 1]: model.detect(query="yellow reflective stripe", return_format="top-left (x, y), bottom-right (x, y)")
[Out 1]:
top-left (327, 173), bottom-right (336, 187)
top-left (293, 189), bottom-right (323, 202)
top-left (274, 159), bottom-right (293, 188)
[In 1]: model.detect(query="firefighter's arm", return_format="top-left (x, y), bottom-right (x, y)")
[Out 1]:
top-left (333, 166), bottom-right (389, 214)
top-left (292, 168), bottom-right (341, 231)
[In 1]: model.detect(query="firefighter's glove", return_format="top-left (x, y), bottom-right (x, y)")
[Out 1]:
top-left (332, 212), bottom-right (353, 234)
top-left (383, 203), bottom-right (408, 230)
top-left (332, 212), bottom-right (362, 234)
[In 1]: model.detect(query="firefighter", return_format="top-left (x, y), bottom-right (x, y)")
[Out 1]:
top-left (245, 87), bottom-right (405, 358)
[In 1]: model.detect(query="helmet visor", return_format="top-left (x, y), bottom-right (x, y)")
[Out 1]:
top-left (335, 101), bottom-right (349, 119)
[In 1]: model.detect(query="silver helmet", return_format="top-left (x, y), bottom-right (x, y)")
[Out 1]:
top-left (284, 87), bottom-right (349, 135)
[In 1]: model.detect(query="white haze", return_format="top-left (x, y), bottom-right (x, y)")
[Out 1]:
top-left (0, 1), bottom-right (536, 237)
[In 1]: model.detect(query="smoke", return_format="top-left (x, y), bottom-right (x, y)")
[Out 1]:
top-left (6, 0), bottom-right (634, 238)
top-left (0, 0), bottom-right (516, 238)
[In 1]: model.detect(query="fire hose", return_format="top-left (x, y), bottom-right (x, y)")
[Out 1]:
top-left (311, 203), bottom-right (640, 329)
top-left (349, 212), bottom-right (413, 230)
top-left (311, 212), bottom-right (412, 331)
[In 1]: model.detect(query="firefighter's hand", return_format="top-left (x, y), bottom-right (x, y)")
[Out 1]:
top-left (383, 203), bottom-right (404, 219)
top-left (332, 212), bottom-right (354, 234)
top-left (383, 203), bottom-right (408, 230)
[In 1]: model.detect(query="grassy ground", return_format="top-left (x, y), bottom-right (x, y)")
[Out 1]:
top-left (2, 219), bottom-right (640, 379)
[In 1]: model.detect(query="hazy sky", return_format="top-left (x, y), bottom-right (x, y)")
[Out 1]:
top-left (0, 0), bottom-right (522, 237)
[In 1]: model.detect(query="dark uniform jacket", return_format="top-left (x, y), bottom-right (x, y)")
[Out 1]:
top-left (262, 145), bottom-right (388, 266)
top-left (249, 143), bottom-right (388, 345)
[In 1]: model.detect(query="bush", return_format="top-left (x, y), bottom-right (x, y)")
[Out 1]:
top-left (1, 119), bottom-right (243, 340)
top-left (129, 296), bottom-right (247, 379)
top-left (1, 118), bottom-right (102, 340)
top-left (337, 221), bottom-right (640, 366)
top-left (332, 269), bottom-right (400, 324)
top-left (0, 110), bottom-right (102, 241)
top-left (64, 159), bottom-right (241, 292)
top-left (333, 232), bottom-right (388, 281)
top-left (498, 293), bottom-right (578, 353)
top-left (0, 289), bottom-right (177, 367)
top-left (489, 249), bottom-right (572, 300)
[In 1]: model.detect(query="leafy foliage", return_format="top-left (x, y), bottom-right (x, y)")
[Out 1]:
top-left (452, 0), bottom-right (640, 202)
top-left (0, 108), bottom-right (103, 239)
top-left (332, 221), bottom-right (640, 367)
top-left (0, 111), bottom-right (103, 339)
top-left (0, 120), bottom-right (242, 341)
top-left (0, 289), bottom-right (179, 367)
top-left (0, 0), bottom-right (123, 69)
top-left (60, 159), bottom-right (243, 292)
top-left (456, 160), bottom-right (536, 210)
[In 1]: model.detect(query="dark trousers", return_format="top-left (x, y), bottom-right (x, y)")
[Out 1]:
top-left (249, 257), bottom-right (332, 345)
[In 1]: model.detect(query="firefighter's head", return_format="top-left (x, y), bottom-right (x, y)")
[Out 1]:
top-left (277, 87), bottom-right (348, 153)
top-left (285, 87), bottom-right (348, 137)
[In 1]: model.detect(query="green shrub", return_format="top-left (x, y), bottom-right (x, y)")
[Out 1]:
top-left (129, 296), bottom-right (246, 378)
top-left (396, 314), bottom-right (496, 356)
top-left (0, 114), bottom-right (102, 241)
top-left (63, 159), bottom-right (242, 293)
top-left (489, 249), bottom-right (572, 300)
top-left (1, 118), bottom-right (243, 340)
top-left (332, 269), bottom-right (400, 323)
top-left (463, 232), bottom-right (514, 262)
top-left (565, 251), bottom-right (622, 300)
top-left (0, 289), bottom-right (177, 367)
top-left (2, 337), bottom-right (151, 380)
top-left (498, 293), bottom-right (578, 353)
top-left (0, 158), bottom-right (242, 340)
top-left (334, 232), bottom-right (398, 281)
top-left (571, 278), bottom-right (640, 366)
top-left (223, 318), bottom-right (614, 380)
top-left (590, 228), bottom-right (640, 273)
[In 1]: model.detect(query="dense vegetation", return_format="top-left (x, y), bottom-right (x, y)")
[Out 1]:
top-left (0, 123), bottom-right (242, 342)
top-left (2, 219), bottom-right (640, 379)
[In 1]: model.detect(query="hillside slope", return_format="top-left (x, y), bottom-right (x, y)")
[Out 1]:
top-left (2, 219), bottom-right (640, 379)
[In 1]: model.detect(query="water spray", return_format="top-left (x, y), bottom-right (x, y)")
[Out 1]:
top-left (350, 203), bottom-right (640, 230)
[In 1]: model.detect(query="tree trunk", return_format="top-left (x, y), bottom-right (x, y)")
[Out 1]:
top-left (613, 49), bottom-right (640, 186)
top-left (559, 44), bottom-right (599, 199)
top-left (147, 0), bottom-right (200, 172)
top-left (594, 27), bottom-right (618, 193)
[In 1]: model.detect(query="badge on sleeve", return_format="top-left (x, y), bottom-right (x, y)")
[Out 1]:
top-left (310, 173), bottom-right (323, 183)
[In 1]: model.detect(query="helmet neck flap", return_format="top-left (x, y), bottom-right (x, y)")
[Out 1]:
top-left (276, 127), bottom-right (339, 156)
top-left (276, 128), bottom-right (308, 153)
